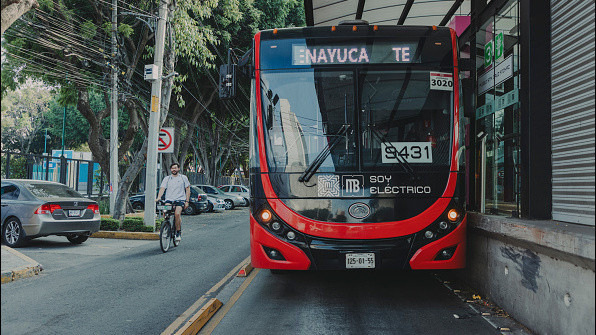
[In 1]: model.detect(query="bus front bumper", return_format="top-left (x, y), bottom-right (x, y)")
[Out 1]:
top-left (250, 215), bottom-right (466, 270)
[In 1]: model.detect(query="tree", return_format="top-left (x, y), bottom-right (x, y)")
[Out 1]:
top-left (1, 80), bottom-right (52, 153)
top-left (1, 0), bottom-right (38, 35)
top-left (2, 0), bottom-right (305, 220)
top-left (164, 0), bottom-right (305, 185)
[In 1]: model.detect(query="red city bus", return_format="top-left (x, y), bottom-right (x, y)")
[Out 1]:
top-left (248, 23), bottom-right (466, 271)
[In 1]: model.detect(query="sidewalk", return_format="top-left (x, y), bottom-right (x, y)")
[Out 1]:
top-left (1, 245), bottom-right (43, 284)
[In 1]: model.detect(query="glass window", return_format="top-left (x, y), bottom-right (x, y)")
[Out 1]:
top-left (1, 185), bottom-right (20, 200)
top-left (202, 186), bottom-right (217, 195)
top-left (23, 182), bottom-right (82, 199)
top-left (232, 186), bottom-right (242, 192)
top-left (475, 0), bottom-right (521, 217)
top-left (360, 70), bottom-right (453, 169)
top-left (261, 70), bottom-right (356, 173)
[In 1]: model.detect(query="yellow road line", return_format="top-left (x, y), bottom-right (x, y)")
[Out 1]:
top-left (161, 255), bottom-right (250, 335)
top-left (199, 268), bottom-right (260, 335)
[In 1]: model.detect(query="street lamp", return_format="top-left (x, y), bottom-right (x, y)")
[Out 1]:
top-left (61, 105), bottom-right (66, 157)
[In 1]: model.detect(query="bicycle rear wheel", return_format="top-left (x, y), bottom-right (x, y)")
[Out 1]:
top-left (160, 217), bottom-right (171, 252)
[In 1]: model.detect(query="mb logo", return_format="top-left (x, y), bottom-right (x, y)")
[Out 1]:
top-left (342, 175), bottom-right (364, 197)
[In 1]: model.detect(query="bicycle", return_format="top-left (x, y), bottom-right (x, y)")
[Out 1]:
top-left (157, 201), bottom-right (180, 253)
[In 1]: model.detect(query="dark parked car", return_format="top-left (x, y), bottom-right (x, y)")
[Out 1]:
top-left (129, 186), bottom-right (208, 215)
top-left (1, 179), bottom-right (101, 247)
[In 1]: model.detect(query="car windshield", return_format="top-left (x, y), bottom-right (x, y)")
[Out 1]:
top-left (201, 186), bottom-right (218, 195)
top-left (23, 182), bottom-right (83, 199)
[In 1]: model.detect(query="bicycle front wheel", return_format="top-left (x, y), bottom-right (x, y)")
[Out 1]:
top-left (171, 215), bottom-right (179, 247)
top-left (160, 218), bottom-right (171, 253)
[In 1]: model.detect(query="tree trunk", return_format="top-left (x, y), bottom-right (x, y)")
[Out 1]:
top-left (113, 138), bottom-right (148, 221)
top-left (1, 0), bottom-right (38, 35)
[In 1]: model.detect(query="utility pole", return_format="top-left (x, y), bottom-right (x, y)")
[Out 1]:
top-left (109, 0), bottom-right (119, 216)
top-left (144, 0), bottom-right (169, 230)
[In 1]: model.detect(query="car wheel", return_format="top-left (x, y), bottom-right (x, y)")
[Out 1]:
top-left (224, 199), bottom-right (234, 210)
top-left (243, 198), bottom-right (250, 206)
top-left (132, 202), bottom-right (144, 211)
top-left (207, 202), bottom-right (214, 212)
top-left (2, 217), bottom-right (26, 247)
top-left (183, 204), bottom-right (196, 215)
top-left (67, 234), bottom-right (89, 244)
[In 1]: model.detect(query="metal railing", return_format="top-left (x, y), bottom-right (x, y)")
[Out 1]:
top-left (1, 151), bottom-right (108, 198)
top-left (2, 151), bottom-right (249, 197)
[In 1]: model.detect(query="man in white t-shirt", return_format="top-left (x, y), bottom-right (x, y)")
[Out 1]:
top-left (156, 163), bottom-right (190, 242)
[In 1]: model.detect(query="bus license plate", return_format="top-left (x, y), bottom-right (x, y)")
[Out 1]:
top-left (346, 253), bottom-right (375, 269)
top-left (69, 210), bottom-right (81, 217)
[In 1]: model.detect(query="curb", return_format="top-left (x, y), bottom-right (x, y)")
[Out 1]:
top-left (236, 262), bottom-right (254, 277)
top-left (175, 298), bottom-right (223, 335)
top-left (1, 246), bottom-right (44, 284)
top-left (90, 231), bottom-right (159, 240)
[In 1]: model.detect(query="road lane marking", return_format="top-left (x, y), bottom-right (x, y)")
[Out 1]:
top-left (199, 268), bottom-right (260, 334)
top-left (161, 255), bottom-right (250, 335)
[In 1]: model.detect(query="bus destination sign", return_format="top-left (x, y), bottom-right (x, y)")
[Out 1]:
top-left (292, 44), bottom-right (418, 66)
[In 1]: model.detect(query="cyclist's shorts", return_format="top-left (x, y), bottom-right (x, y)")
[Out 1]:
top-left (165, 200), bottom-right (185, 207)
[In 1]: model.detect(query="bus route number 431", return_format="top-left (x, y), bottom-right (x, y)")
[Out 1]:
top-left (346, 253), bottom-right (376, 269)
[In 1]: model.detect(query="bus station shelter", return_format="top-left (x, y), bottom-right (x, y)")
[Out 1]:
top-left (303, 1), bottom-right (595, 334)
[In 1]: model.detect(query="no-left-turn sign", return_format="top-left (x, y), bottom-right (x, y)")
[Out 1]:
top-left (158, 127), bottom-right (174, 153)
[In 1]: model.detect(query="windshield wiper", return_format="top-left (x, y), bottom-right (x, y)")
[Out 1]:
top-left (369, 127), bottom-right (418, 180)
top-left (299, 124), bottom-right (351, 183)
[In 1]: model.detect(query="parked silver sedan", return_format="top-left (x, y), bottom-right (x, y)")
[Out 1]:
top-left (1, 179), bottom-right (101, 247)
top-left (193, 184), bottom-right (246, 210)
top-left (217, 185), bottom-right (249, 206)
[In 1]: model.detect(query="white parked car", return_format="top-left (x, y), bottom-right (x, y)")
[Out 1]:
top-left (206, 197), bottom-right (226, 212)
top-left (218, 185), bottom-right (249, 206)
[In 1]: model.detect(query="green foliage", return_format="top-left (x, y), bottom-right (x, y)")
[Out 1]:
top-left (122, 217), bottom-right (156, 232)
top-left (0, 154), bottom-right (28, 179)
top-left (155, 219), bottom-right (164, 232)
top-left (100, 217), bottom-right (120, 231)
top-left (80, 21), bottom-right (97, 40)
top-left (118, 24), bottom-right (134, 38)
top-left (1, 82), bottom-right (54, 153)
top-left (102, 22), bottom-right (111, 35)
top-left (97, 197), bottom-right (110, 215)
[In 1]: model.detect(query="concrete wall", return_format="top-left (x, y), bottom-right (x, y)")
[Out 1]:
top-left (458, 213), bottom-right (595, 335)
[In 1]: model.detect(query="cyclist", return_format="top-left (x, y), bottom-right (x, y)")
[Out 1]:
top-left (156, 163), bottom-right (190, 243)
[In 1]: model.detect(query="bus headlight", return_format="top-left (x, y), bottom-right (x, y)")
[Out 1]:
top-left (447, 209), bottom-right (459, 222)
top-left (260, 209), bottom-right (273, 223)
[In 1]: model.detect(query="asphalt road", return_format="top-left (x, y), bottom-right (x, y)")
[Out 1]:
top-left (1, 209), bottom-right (250, 335)
top-left (2, 208), bottom-right (507, 335)
top-left (207, 270), bottom-right (501, 335)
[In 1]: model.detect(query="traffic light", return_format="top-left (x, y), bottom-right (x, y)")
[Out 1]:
top-left (219, 64), bottom-right (237, 99)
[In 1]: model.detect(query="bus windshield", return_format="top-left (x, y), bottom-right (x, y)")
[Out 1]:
top-left (261, 68), bottom-right (452, 174)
